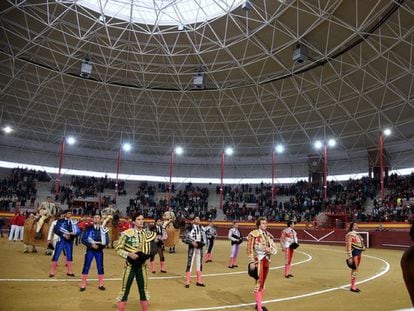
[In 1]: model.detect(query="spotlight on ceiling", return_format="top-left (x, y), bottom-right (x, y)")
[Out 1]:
top-left (98, 14), bottom-right (106, 24)
top-left (193, 71), bottom-right (205, 89)
top-left (328, 139), bottom-right (336, 147)
top-left (66, 136), bottom-right (76, 145)
top-left (2, 125), bottom-right (13, 134)
top-left (383, 128), bottom-right (391, 136)
top-left (314, 140), bottom-right (323, 149)
top-left (225, 147), bottom-right (234, 156)
top-left (293, 43), bottom-right (308, 64)
top-left (275, 144), bottom-right (284, 153)
top-left (80, 56), bottom-right (92, 78)
top-left (122, 143), bottom-right (132, 152)
top-left (241, 0), bottom-right (252, 10)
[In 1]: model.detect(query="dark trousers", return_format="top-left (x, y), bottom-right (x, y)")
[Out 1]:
top-left (82, 249), bottom-right (104, 275)
top-left (52, 238), bottom-right (73, 261)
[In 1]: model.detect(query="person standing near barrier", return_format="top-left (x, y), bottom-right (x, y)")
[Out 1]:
top-left (345, 221), bottom-right (365, 293)
top-left (280, 220), bottom-right (299, 278)
top-left (102, 204), bottom-right (116, 227)
top-left (228, 220), bottom-right (243, 268)
top-left (8, 211), bottom-right (20, 242)
top-left (0, 217), bottom-right (6, 238)
top-left (80, 213), bottom-right (109, 292)
top-left (182, 216), bottom-right (207, 288)
top-left (35, 196), bottom-right (56, 239)
top-left (116, 213), bottom-right (157, 311)
top-left (247, 217), bottom-right (277, 311)
top-left (12, 210), bottom-right (26, 242)
top-left (204, 219), bottom-right (217, 263)
top-left (149, 218), bottom-right (168, 273)
top-left (49, 210), bottom-right (80, 277)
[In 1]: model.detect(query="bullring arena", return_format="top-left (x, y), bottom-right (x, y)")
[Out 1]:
top-left (1, 0), bottom-right (414, 310)
top-left (0, 213), bottom-right (412, 310)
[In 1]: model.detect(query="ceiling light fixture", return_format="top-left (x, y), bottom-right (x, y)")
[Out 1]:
top-left (80, 56), bottom-right (92, 78)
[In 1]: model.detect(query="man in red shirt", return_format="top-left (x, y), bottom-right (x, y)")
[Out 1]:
top-left (8, 212), bottom-right (19, 241)
top-left (76, 216), bottom-right (92, 246)
top-left (14, 211), bottom-right (26, 241)
top-left (9, 211), bottom-right (25, 241)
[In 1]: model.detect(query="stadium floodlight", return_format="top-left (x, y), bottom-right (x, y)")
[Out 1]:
top-left (383, 128), bottom-right (391, 136)
top-left (80, 57), bottom-right (92, 78)
top-left (225, 147), bottom-right (234, 156)
top-left (174, 146), bottom-right (183, 155)
top-left (328, 139), bottom-right (336, 147)
top-left (2, 125), bottom-right (13, 134)
top-left (275, 144), bottom-right (284, 153)
top-left (66, 136), bottom-right (76, 145)
top-left (122, 143), bottom-right (132, 152)
top-left (314, 140), bottom-right (323, 149)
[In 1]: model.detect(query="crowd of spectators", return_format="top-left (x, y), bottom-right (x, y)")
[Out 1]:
top-left (221, 181), bottom-right (324, 223)
top-left (366, 173), bottom-right (414, 222)
top-left (0, 168), bottom-right (50, 211)
top-left (126, 182), bottom-right (214, 221)
top-left (221, 174), bottom-right (413, 224)
top-left (0, 167), bottom-right (413, 225)
top-left (127, 181), bottom-right (158, 217)
top-left (53, 175), bottom-right (126, 207)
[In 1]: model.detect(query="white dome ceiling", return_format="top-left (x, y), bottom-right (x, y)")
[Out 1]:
top-left (77, 0), bottom-right (245, 26)
top-left (0, 0), bottom-right (413, 177)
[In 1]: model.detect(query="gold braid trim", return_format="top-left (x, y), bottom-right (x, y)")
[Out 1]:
top-left (247, 230), bottom-right (259, 263)
top-left (115, 229), bottom-right (157, 259)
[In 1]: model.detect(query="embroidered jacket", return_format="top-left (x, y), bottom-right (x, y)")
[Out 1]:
top-left (247, 229), bottom-right (277, 263)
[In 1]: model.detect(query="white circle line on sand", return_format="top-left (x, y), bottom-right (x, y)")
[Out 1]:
top-left (169, 251), bottom-right (390, 311)
top-left (0, 249), bottom-right (390, 311)
top-left (0, 251), bottom-right (313, 282)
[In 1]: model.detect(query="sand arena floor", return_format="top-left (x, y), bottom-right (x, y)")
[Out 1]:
top-left (0, 237), bottom-right (411, 311)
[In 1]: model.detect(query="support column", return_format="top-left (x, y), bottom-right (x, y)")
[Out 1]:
top-left (307, 154), bottom-right (324, 186)
top-left (367, 146), bottom-right (391, 199)
top-left (55, 137), bottom-right (65, 198)
top-left (219, 151), bottom-right (224, 210)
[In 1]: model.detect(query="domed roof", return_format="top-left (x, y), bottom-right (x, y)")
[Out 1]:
top-left (0, 0), bottom-right (413, 177)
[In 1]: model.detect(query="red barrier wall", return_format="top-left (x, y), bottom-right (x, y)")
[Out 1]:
top-left (214, 223), bottom-right (413, 250)
top-left (1, 212), bottom-right (411, 249)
